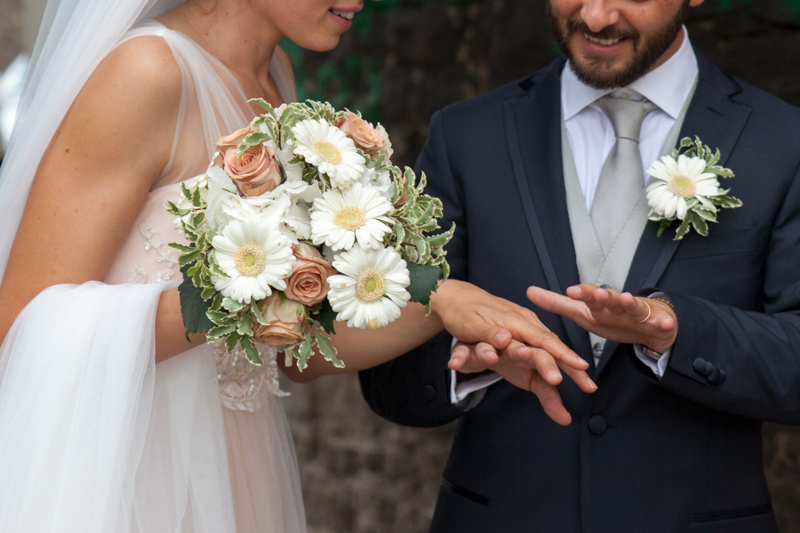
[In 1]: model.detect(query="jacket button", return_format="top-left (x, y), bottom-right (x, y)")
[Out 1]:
top-left (588, 415), bottom-right (607, 435)
top-left (707, 367), bottom-right (721, 383)
top-left (693, 358), bottom-right (713, 376)
top-left (423, 384), bottom-right (437, 401)
top-left (716, 369), bottom-right (727, 385)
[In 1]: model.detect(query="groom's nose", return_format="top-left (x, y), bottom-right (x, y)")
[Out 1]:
top-left (579, 0), bottom-right (622, 33)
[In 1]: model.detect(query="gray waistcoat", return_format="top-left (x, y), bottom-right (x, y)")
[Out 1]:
top-left (561, 78), bottom-right (698, 363)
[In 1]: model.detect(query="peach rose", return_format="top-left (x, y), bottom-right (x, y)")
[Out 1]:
top-left (215, 126), bottom-right (252, 157)
top-left (336, 112), bottom-right (385, 151)
top-left (284, 243), bottom-right (337, 306)
top-left (222, 143), bottom-right (282, 197)
top-left (254, 293), bottom-right (307, 346)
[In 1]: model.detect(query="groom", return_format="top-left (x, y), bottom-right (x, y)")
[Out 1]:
top-left (360, 0), bottom-right (800, 531)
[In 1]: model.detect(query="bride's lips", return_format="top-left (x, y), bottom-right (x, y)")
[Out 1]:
top-left (328, 7), bottom-right (358, 32)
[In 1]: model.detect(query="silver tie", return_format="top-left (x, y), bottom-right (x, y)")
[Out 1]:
top-left (590, 93), bottom-right (657, 255)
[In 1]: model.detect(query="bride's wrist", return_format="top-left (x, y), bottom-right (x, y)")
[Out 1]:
top-left (429, 279), bottom-right (460, 321)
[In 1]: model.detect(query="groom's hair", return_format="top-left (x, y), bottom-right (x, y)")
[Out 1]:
top-left (547, 0), bottom-right (691, 90)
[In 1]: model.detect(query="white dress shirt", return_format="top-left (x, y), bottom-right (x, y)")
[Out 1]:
top-left (451, 28), bottom-right (699, 404)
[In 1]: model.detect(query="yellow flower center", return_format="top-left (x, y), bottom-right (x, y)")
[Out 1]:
top-left (356, 269), bottom-right (385, 303)
top-left (313, 141), bottom-right (342, 164)
top-left (235, 244), bottom-right (267, 277)
top-left (668, 174), bottom-right (697, 199)
top-left (335, 206), bottom-right (366, 231)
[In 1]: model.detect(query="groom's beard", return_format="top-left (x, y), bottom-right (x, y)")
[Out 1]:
top-left (547, 0), bottom-right (689, 90)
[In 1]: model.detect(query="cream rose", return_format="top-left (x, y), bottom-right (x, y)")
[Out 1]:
top-left (212, 126), bottom-right (251, 167)
top-left (254, 293), bottom-right (307, 346)
top-left (335, 112), bottom-right (385, 151)
top-left (284, 243), bottom-right (337, 306)
top-left (222, 143), bottom-right (282, 197)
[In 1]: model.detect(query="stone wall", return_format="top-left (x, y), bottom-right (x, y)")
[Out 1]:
top-left (2, 1), bottom-right (800, 532)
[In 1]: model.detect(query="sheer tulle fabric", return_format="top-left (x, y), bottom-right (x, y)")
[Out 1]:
top-left (0, 1), bottom-right (305, 532)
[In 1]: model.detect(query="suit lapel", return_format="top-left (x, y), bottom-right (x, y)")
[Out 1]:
top-left (502, 59), bottom-right (594, 365)
top-left (594, 50), bottom-right (753, 377)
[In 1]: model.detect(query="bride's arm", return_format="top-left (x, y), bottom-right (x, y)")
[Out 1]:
top-left (282, 279), bottom-right (594, 393)
top-left (0, 37), bottom-right (203, 361)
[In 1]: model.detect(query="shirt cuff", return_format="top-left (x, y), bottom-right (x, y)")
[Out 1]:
top-left (450, 369), bottom-right (503, 404)
top-left (634, 345), bottom-right (671, 378)
top-left (448, 336), bottom-right (503, 405)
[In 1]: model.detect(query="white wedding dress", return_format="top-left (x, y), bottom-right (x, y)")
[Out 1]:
top-left (0, 20), bottom-right (306, 533)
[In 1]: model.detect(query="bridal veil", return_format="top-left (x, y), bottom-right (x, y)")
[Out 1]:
top-left (0, 1), bottom-right (305, 531)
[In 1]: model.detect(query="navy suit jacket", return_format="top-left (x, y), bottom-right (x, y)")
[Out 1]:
top-left (359, 51), bottom-right (800, 533)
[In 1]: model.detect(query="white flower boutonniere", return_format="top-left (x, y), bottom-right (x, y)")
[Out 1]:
top-left (646, 136), bottom-right (743, 240)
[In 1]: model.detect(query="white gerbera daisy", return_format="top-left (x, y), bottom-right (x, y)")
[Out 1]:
top-left (646, 154), bottom-right (721, 220)
top-left (211, 218), bottom-right (295, 303)
top-left (292, 118), bottom-right (366, 189)
top-left (327, 245), bottom-right (411, 330)
top-left (310, 182), bottom-right (393, 251)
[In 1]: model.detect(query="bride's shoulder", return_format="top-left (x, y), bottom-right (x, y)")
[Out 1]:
top-left (73, 34), bottom-right (183, 136)
top-left (97, 35), bottom-right (182, 98)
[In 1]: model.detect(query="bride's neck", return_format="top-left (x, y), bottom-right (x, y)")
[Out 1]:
top-left (158, 0), bottom-right (284, 95)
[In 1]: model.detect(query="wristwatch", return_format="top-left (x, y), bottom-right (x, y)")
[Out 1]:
top-left (641, 294), bottom-right (674, 360)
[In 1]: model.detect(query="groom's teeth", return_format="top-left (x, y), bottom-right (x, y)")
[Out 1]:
top-left (584, 33), bottom-right (621, 46)
top-left (331, 10), bottom-right (354, 20)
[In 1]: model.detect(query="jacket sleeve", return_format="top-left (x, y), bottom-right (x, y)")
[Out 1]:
top-left (635, 163), bottom-right (800, 425)
top-left (359, 110), bottom-right (471, 427)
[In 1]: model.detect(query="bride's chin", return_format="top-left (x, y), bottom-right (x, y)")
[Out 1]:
top-left (290, 34), bottom-right (342, 53)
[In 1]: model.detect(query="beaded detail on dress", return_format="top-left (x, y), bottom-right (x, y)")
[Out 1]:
top-left (127, 224), bottom-right (180, 284)
top-left (214, 340), bottom-right (288, 412)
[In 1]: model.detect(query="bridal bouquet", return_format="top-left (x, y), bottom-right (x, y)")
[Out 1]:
top-left (166, 100), bottom-right (453, 370)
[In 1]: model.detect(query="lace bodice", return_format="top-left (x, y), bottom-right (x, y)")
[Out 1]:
top-left (103, 21), bottom-right (297, 411)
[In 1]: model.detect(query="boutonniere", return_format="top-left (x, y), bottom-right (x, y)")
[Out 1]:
top-left (646, 136), bottom-right (742, 240)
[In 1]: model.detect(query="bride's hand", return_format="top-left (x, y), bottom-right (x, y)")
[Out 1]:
top-left (431, 279), bottom-right (591, 381)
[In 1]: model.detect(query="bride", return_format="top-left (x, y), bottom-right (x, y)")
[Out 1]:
top-left (0, 0), bottom-right (594, 531)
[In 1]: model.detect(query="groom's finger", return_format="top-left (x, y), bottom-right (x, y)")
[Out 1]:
top-left (527, 286), bottom-right (588, 324)
top-left (448, 342), bottom-right (473, 371)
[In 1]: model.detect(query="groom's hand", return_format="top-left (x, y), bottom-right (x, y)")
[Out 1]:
top-left (527, 285), bottom-right (678, 354)
top-left (450, 339), bottom-right (597, 426)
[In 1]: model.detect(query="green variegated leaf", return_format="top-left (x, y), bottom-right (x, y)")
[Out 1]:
top-left (249, 98), bottom-right (274, 114)
top-left (689, 211), bottom-right (709, 236)
top-left (674, 219), bottom-right (692, 240)
top-left (315, 333), bottom-right (345, 368)
top-left (178, 249), bottom-right (201, 267)
top-left (242, 337), bottom-right (263, 366)
top-left (427, 223), bottom-right (455, 249)
top-left (239, 132), bottom-right (270, 155)
top-left (181, 182), bottom-right (193, 201)
top-left (201, 285), bottom-right (217, 301)
top-left (237, 313), bottom-right (254, 336)
top-left (208, 324), bottom-right (236, 339)
top-left (210, 293), bottom-right (223, 312)
top-left (207, 310), bottom-right (228, 324)
top-left (225, 332), bottom-right (241, 354)
top-left (693, 207), bottom-right (718, 222)
top-left (392, 224), bottom-right (406, 250)
top-left (169, 243), bottom-right (196, 254)
top-left (251, 301), bottom-right (269, 326)
top-left (295, 334), bottom-right (314, 371)
top-left (413, 235), bottom-right (431, 263)
top-left (186, 262), bottom-right (202, 277)
top-left (223, 297), bottom-right (245, 312)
